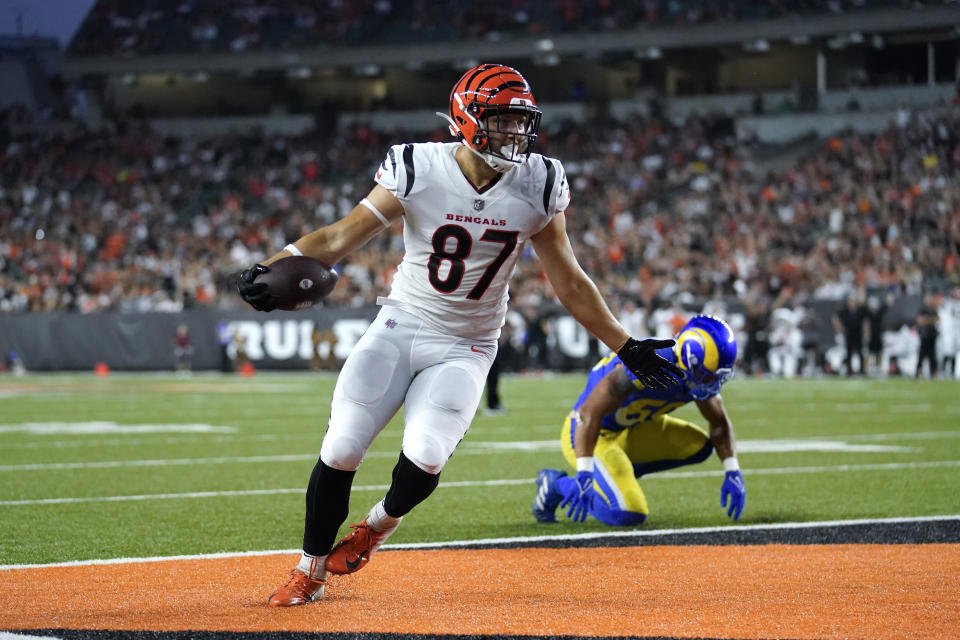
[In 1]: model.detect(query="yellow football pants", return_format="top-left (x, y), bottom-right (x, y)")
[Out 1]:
top-left (560, 412), bottom-right (713, 525)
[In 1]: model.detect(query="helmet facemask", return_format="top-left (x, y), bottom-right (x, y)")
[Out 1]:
top-left (470, 104), bottom-right (541, 172)
top-left (683, 361), bottom-right (734, 400)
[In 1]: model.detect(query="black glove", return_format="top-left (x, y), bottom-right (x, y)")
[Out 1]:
top-left (236, 264), bottom-right (277, 312)
top-left (617, 337), bottom-right (684, 389)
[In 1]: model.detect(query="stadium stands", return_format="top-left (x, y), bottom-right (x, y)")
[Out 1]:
top-left (2, 0), bottom-right (959, 374)
top-left (68, 0), bottom-right (924, 57)
top-left (1, 102), bottom-right (958, 318)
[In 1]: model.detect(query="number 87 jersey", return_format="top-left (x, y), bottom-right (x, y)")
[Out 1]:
top-left (374, 141), bottom-right (571, 341)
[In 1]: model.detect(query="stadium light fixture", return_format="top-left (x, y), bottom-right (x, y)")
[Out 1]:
top-left (536, 39), bottom-right (554, 51)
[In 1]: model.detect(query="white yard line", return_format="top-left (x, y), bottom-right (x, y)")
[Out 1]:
top-left (1, 514), bottom-right (957, 571)
top-left (1, 460), bottom-right (958, 507)
top-left (5, 429), bottom-right (960, 469)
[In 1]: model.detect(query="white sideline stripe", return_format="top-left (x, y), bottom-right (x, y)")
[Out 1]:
top-left (0, 633), bottom-right (62, 640)
top-left (385, 514), bottom-right (960, 550)
top-left (1, 460), bottom-right (958, 507)
top-left (1, 514), bottom-right (957, 571)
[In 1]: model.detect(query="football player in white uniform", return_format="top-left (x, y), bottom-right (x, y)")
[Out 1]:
top-left (237, 63), bottom-right (683, 607)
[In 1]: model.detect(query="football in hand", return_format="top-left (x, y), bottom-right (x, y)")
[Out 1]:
top-left (256, 256), bottom-right (339, 311)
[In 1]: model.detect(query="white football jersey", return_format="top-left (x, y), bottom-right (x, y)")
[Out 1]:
top-left (375, 142), bottom-right (570, 340)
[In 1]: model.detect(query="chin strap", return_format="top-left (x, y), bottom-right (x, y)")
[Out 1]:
top-left (467, 144), bottom-right (516, 173)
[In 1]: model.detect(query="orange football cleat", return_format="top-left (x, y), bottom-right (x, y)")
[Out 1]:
top-left (325, 517), bottom-right (397, 575)
top-left (267, 569), bottom-right (326, 607)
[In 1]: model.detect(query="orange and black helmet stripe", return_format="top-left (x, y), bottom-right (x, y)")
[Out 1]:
top-left (452, 64), bottom-right (531, 104)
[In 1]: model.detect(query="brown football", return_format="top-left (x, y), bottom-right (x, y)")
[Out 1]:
top-left (255, 256), bottom-right (339, 311)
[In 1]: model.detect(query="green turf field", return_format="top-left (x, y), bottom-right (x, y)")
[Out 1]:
top-left (1, 373), bottom-right (957, 566)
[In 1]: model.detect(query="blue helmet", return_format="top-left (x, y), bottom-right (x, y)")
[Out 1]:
top-left (674, 315), bottom-right (737, 400)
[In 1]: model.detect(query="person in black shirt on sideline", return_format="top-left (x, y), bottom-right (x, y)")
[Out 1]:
top-left (833, 295), bottom-right (866, 376)
top-left (916, 295), bottom-right (940, 379)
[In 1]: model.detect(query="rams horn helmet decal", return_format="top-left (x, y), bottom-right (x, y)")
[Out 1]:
top-left (674, 315), bottom-right (737, 400)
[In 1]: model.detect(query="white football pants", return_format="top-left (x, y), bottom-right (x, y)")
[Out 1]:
top-left (320, 306), bottom-right (497, 475)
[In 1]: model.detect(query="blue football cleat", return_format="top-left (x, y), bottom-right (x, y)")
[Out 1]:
top-left (532, 468), bottom-right (566, 523)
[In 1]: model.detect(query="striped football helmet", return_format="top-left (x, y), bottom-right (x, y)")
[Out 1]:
top-left (674, 315), bottom-right (737, 400)
top-left (439, 63), bottom-right (541, 172)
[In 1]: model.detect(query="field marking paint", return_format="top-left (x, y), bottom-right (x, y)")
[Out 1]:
top-left (0, 422), bottom-right (238, 435)
top-left (0, 433), bottom-right (312, 450)
top-left (465, 437), bottom-right (924, 453)
top-left (0, 454), bottom-right (318, 471)
top-left (4, 429), bottom-right (957, 452)
top-left (2, 427), bottom-right (957, 469)
top-left (0, 435), bottom-right (925, 470)
top-left (2, 460), bottom-right (958, 507)
top-left (463, 440), bottom-right (558, 451)
top-left (1, 514), bottom-right (957, 571)
top-left (737, 440), bottom-right (918, 453)
top-left (383, 514), bottom-right (960, 550)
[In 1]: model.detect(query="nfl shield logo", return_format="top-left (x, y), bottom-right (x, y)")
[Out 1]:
top-left (473, 199), bottom-right (485, 211)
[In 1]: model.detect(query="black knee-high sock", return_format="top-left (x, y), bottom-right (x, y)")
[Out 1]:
top-left (382, 452), bottom-right (440, 518)
top-left (303, 458), bottom-right (355, 556)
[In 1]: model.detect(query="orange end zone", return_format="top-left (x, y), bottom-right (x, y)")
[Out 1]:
top-left (1, 544), bottom-right (957, 639)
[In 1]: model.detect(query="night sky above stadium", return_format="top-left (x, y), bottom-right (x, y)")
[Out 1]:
top-left (0, 0), bottom-right (96, 46)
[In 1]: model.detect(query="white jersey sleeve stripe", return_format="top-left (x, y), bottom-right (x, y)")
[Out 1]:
top-left (360, 198), bottom-right (391, 227)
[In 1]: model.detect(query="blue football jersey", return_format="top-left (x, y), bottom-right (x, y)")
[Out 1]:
top-left (572, 349), bottom-right (700, 432)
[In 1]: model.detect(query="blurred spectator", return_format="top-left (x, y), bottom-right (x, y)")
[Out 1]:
top-left (216, 320), bottom-right (233, 372)
top-left (173, 323), bottom-right (193, 375)
top-left (3, 96), bottom-right (960, 383)
top-left (864, 293), bottom-right (891, 376)
top-left (4, 351), bottom-right (26, 376)
top-left (833, 294), bottom-right (866, 376)
top-left (231, 329), bottom-right (249, 371)
top-left (767, 291), bottom-right (804, 379)
top-left (915, 294), bottom-right (939, 378)
top-left (941, 288), bottom-right (960, 378)
top-left (740, 295), bottom-right (770, 376)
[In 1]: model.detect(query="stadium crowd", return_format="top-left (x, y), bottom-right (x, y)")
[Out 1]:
top-left (2, 99), bottom-right (959, 373)
top-left (68, 0), bottom-right (922, 57)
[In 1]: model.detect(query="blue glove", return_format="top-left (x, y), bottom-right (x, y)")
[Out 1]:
top-left (720, 470), bottom-right (746, 520)
top-left (559, 471), bottom-right (594, 522)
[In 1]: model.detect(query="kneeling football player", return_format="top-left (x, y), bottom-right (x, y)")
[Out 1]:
top-left (533, 315), bottom-right (747, 525)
